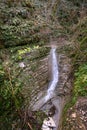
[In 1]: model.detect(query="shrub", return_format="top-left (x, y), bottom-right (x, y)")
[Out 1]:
top-left (74, 64), bottom-right (87, 97)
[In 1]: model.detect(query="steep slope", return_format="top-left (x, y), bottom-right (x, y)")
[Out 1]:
top-left (0, 0), bottom-right (87, 130)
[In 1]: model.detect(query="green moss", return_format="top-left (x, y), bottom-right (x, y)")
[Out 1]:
top-left (74, 64), bottom-right (87, 97)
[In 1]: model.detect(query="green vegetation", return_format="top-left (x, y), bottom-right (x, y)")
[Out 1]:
top-left (67, 0), bottom-right (86, 6)
top-left (64, 19), bottom-right (87, 107)
top-left (0, 65), bottom-right (23, 111)
top-left (0, 0), bottom-right (48, 48)
top-left (0, 58), bottom-right (23, 129)
top-left (74, 64), bottom-right (87, 97)
top-left (0, 44), bottom-right (49, 129)
top-left (58, 8), bottom-right (78, 27)
top-left (63, 64), bottom-right (87, 127)
top-left (70, 18), bottom-right (87, 67)
top-left (61, 1), bottom-right (87, 128)
top-left (0, 0), bottom-right (87, 129)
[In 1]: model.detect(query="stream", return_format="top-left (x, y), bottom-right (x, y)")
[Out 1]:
top-left (32, 46), bottom-right (64, 130)
top-left (30, 1), bottom-right (72, 129)
top-left (45, 46), bottom-right (59, 102)
top-left (32, 46), bottom-right (59, 110)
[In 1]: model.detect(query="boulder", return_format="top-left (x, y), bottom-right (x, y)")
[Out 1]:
top-left (42, 117), bottom-right (56, 130)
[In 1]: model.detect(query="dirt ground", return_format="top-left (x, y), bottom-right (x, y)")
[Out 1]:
top-left (63, 97), bottom-right (87, 130)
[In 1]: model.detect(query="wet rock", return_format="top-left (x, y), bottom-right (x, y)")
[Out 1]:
top-left (42, 117), bottom-right (56, 130)
top-left (42, 127), bottom-right (52, 130)
top-left (49, 106), bottom-right (56, 116)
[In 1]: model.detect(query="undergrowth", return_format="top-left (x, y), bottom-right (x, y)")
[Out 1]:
top-left (74, 64), bottom-right (87, 97)
top-left (62, 8), bottom-right (87, 128)
top-left (0, 51), bottom-right (24, 129)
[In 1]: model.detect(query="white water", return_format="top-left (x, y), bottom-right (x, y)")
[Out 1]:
top-left (32, 46), bottom-right (59, 110)
top-left (41, 47), bottom-right (59, 130)
top-left (45, 47), bottom-right (59, 102)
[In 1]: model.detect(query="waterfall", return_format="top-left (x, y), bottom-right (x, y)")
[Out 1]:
top-left (32, 46), bottom-right (59, 111)
top-left (45, 47), bottom-right (59, 102)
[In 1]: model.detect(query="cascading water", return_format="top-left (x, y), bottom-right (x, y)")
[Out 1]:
top-left (41, 46), bottom-right (59, 130)
top-left (32, 46), bottom-right (59, 110)
top-left (45, 47), bottom-right (59, 102)
top-left (32, 45), bottom-right (64, 130)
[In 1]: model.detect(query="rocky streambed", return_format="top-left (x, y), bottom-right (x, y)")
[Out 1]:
top-left (28, 39), bottom-right (72, 130)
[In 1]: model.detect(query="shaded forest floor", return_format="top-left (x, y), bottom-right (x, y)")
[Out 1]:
top-left (63, 97), bottom-right (87, 130)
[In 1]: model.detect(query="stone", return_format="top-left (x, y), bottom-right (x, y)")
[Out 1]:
top-left (42, 123), bottom-right (53, 130)
top-left (43, 117), bottom-right (56, 128)
top-left (42, 127), bottom-right (52, 130)
top-left (19, 62), bottom-right (25, 68)
top-left (71, 113), bottom-right (76, 118)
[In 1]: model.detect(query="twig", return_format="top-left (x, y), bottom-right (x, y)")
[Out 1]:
top-left (27, 122), bottom-right (33, 130)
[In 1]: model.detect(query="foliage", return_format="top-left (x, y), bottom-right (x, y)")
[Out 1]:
top-left (0, 43), bottom-right (50, 128)
top-left (31, 111), bottom-right (47, 130)
top-left (0, 21), bottom-right (41, 47)
top-left (74, 64), bottom-right (87, 97)
top-left (57, 1), bottom-right (79, 27)
top-left (67, 0), bottom-right (87, 7)
top-left (63, 64), bottom-right (87, 124)
top-left (58, 9), bottom-right (78, 26)
top-left (62, 6), bottom-right (87, 127)
top-left (65, 17), bottom-right (87, 68)
top-left (0, 0), bottom-right (86, 129)
top-left (0, 53), bottom-right (23, 129)
top-left (0, 66), bottom-right (23, 110)
top-left (0, 0), bottom-right (44, 48)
